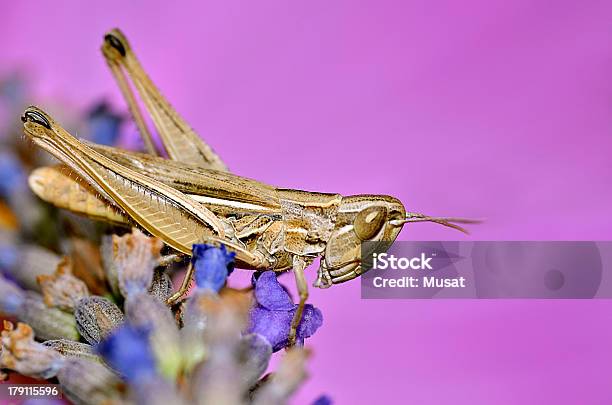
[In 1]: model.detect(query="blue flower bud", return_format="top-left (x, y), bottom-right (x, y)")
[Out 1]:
top-left (86, 102), bottom-right (123, 146)
top-left (96, 324), bottom-right (157, 384)
top-left (192, 244), bottom-right (235, 293)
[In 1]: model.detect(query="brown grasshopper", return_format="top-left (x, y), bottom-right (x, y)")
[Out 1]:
top-left (21, 29), bottom-right (476, 345)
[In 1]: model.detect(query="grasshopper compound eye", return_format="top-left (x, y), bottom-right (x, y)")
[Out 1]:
top-left (104, 33), bottom-right (126, 57)
top-left (21, 110), bottom-right (51, 129)
top-left (354, 206), bottom-right (387, 240)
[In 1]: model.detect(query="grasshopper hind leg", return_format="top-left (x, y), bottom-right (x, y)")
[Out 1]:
top-left (101, 28), bottom-right (228, 170)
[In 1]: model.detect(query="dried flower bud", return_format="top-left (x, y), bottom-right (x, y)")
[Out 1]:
top-left (100, 234), bottom-right (119, 296)
top-left (0, 321), bottom-right (64, 379)
top-left (0, 274), bottom-right (25, 315)
top-left (239, 333), bottom-right (272, 388)
top-left (68, 237), bottom-right (108, 296)
top-left (181, 288), bottom-right (251, 371)
top-left (18, 292), bottom-right (80, 341)
top-left (37, 256), bottom-right (89, 311)
top-left (148, 268), bottom-right (173, 303)
top-left (190, 289), bottom-right (253, 404)
top-left (9, 244), bottom-right (60, 291)
top-left (252, 347), bottom-right (310, 405)
top-left (125, 292), bottom-right (182, 380)
top-left (179, 290), bottom-right (211, 371)
top-left (131, 378), bottom-right (187, 405)
top-left (57, 358), bottom-right (126, 405)
top-left (43, 339), bottom-right (101, 363)
top-left (110, 229), bottom-right (163, 298)
top-left (75, 296), bottom-right (124, 344)
top-left (8, 192), bottom-right (44, 239)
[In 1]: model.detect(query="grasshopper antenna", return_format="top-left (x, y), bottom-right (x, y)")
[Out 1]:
top-left (389, 212), bottom-right (482, 234)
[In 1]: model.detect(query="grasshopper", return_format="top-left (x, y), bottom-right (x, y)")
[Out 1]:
top-left (21, 29), bottom-right (476, 345)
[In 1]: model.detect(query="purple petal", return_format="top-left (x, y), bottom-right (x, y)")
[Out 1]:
top-left (312, 395), bottom-right (333, 405)
top-left (297, 304), bottom-right (323, 341)
top-left (248, 304), bottom-right (324, 352)
top-left (248, 306), bottom-right (293, 352)
top-left (254, 271), bottom-right (294, 311)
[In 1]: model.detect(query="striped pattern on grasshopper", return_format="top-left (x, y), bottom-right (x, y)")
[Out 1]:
top-left (21, 29), bottom-right (476, 345)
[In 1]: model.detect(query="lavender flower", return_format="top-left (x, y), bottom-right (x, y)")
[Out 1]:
top-left (0, 87), bottom-right (325, 403)
top-left (0, 199), bottom-right (322, 405)
top-left (95, 324), bottom-right (156, 384)
top-left (111, 229), bottom-right (164, 298)
top-left (96, 322), bottom-right (185, 405)
top-left (22, 400), bottom-right (64, 405)
top-left (148, 268), bottom-right (173, 303)
top-left (312, 395), bottom-right (333, 405)
top-left (0, 274), bottom-right (25, 314)
top-left (0, 322), bottom-right (64, 379)
top-left (192, 243), bottom-right (235, 292)
top-left (248, 271), bottom-right (323, 352)
top-left (37, 257), bottom-right (90, 310)
top-left (190, 290), bottom-right (249, 405)
top-left (252, 347), bottom-right (311, 405)
top-left (74, 296), bottom-right (124, 344)
top-left (0, 241), bottom-right (18, 272)
top-left (0, 151), bottom-right (26, 197)
top-left (86, 101), bottom-right (123, 145)
top-left (9, 291), bottom-right (79, 341)
top-left (56, 357), bottom-right (125, 405)
top-left (0, 73), bottom-right (26, 105)
top-left (42, 340), bottom-right (100, 363)
top-left (125, 292), bottom-right (182, 379)
top-left (4, 244), bottom-right (61, 291)
top-left (239, 333), bottom-right (273, 387)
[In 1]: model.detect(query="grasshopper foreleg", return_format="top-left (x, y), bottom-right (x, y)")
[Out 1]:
top-left (288, 256), bottom-right (309, 347)
top-left (167, 261), bottom-right (195, 305)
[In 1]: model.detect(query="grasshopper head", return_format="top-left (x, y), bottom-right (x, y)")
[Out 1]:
top-left (316, 195), bottom-right (476, 287)
top-left (316, 195), bottom-right (406, 287)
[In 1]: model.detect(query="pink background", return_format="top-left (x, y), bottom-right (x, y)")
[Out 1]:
top-left (3, 1), bottom-right (612, 403)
